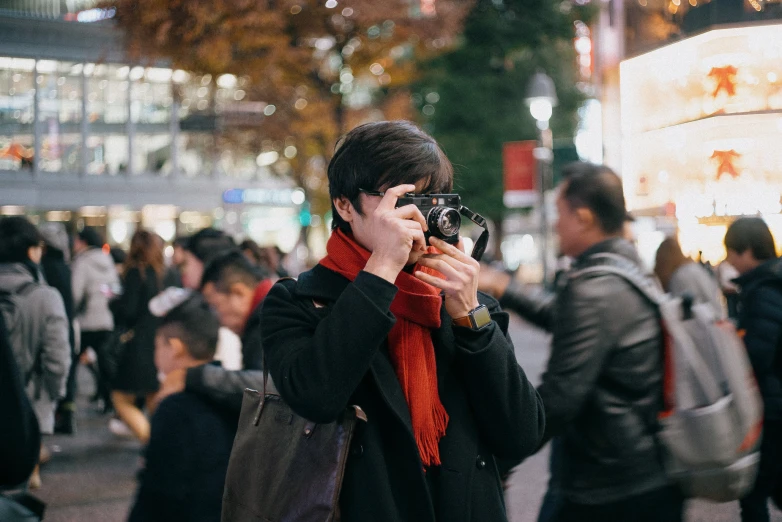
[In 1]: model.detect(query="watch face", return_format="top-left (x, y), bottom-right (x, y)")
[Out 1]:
top-left (472, 305), bottom-right (492, 329)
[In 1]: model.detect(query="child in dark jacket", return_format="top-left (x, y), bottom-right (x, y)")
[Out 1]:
top-left (128, 291), bottom-right (235, 522)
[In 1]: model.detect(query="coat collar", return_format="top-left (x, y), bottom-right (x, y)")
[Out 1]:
top-left (734, 256), bottom-right (782, 289)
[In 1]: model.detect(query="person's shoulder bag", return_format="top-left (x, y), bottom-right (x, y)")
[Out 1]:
top-left (221, 281), bottom-right (367, 522)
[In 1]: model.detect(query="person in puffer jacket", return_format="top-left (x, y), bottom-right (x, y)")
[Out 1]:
top-left (71, 227), bottom-right (120, 410)
top-left (725, 217), bottom-right (782, 522)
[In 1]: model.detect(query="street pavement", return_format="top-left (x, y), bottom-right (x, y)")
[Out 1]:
top-left (33, 315), bottom-right (782, 522)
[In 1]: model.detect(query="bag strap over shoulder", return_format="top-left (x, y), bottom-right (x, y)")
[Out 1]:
top-left (570, 252), bottom-right (667, 306)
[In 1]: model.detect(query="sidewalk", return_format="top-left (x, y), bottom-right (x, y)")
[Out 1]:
top-left (34, 369), bottom-right (139, 522)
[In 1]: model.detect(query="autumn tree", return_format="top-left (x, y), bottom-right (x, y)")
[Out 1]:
top-left (111, 0), bottom-right (472, 217)
top-left (414, 0), bottom-right (595, 255)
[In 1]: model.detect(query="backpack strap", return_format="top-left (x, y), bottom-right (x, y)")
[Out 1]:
top-left (570, 252), bottom-right (667, 306)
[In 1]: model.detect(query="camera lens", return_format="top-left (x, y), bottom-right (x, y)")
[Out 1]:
top-left (428, 207), bottom-right (461, 238)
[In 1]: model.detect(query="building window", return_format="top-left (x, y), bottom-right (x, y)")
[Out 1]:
top-left (38, 60), bottom-right (82, 173)
top-left (0, 57), bottom-right (35, 172)
top-left (134, 133), bottom-right (172, 175)
top-left (178, 132), bottom-right (214, 178)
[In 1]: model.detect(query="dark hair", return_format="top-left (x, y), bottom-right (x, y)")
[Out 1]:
top-left (560, 162), bottom-right (627, 235)
top-left (201, 250), bottom-right (263, 292)
top-left (0, 217), bottom-right (43, 263)
top-left (78, 227), bottom-right (104, 248)
top-left (125, 230), bottom-right (164, 277)
top-left (186, 228), bottom-right (235, 263)
top-left (157, 294), bottom-right (220, 361)
top-left (725, 217), bottom-right (777, 261)
top-left (239, 239), bottom-right (263, 265)
top-left (109, 247), bottom-right (127, 265)
top-left (173, 236), bottom-right (190, 248)
top-left (328, 120), bottom-right (454, 233)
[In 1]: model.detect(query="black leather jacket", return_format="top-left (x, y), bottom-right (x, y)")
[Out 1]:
top-left (501, 238), bottom-right (669, 504)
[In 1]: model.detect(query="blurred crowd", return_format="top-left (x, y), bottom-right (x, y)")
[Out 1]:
top-left (0, 220), bottom-right (292, 495)
top-left (0, 121), bottom-right (781, 522)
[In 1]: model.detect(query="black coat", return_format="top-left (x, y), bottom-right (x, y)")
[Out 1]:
top-left (0, 312), bottom-right (40, 487)
top-left (734, 257), bottom-right (782, 421)
top-left (128, 389), bottom-right (235, 522)
top-left (41, 249), bottom-right (76, 355)
top-left (110, 266), bottom-right (160, 394)
top-left (260, 265), bottom-right (545, 522)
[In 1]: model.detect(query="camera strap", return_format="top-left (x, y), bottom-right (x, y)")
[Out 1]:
top-left (459, 206), bottom-right (489, 262)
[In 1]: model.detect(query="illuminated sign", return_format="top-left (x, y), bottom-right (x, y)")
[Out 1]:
top-left (64, 7), bottom-right (117, 23)
top-left (222, 188), bottom-right (305, 206)
top-left (620, 24), bottom-right (782, 136)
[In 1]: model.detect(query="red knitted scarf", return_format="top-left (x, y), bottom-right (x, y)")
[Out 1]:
top-left (319, 229), bottom-right (449, 467)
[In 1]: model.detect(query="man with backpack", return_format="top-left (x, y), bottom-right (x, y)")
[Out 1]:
top-left (725, 217), bottom-right (782, 522)
top-left (493, 163), bottom-right (683, 521)
top-left (0, 217), bottom-right (70, 488)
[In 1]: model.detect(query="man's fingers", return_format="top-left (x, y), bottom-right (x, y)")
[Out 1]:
top-left (377, 184), bottom-right (417, 211)
top-left (430, 237), bottom-right (475, 265)
top-left (414, 270), bottom-right (450, 290)
top-left (394, 204), bottom-right (428, 231)
top-left (417, 255), bottom-right (461, 280)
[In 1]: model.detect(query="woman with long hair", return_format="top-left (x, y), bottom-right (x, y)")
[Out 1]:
top-left (654, 236), bottom-right (723, 317)
top-left (110, 230), bottom-right (164, 442)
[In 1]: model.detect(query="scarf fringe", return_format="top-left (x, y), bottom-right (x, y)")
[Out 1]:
top-left (417, 405), bottom-right (450, 467)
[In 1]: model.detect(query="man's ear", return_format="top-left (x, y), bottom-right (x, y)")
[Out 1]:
top-left (575, 207), bottom-right (596, 230)
top-left (168, 337), bottom-right (188, 360)
top-left (333, 197), bottom-right (355, 224)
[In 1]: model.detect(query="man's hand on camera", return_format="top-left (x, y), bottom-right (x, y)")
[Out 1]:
top-left (364, 184), bottom-right (428, 284)
top-left (414, 237), bottom-right (481, 319)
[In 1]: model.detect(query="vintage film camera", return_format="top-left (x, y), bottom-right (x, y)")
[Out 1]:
top-left (359, 188), bottom-right (490, 261)
top-left (396, 193), bottom-right (463, 245)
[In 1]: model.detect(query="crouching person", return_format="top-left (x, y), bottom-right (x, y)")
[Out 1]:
top-left (260, 121), bottom-right (545, 521)
top-left (128, 293), bottom-right (234, 522)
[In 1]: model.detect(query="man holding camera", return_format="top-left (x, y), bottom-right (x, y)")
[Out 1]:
top-left (259, 121), bottom-right (544, 522)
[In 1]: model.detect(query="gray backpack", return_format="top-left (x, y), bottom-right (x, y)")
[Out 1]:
top-left (573, 253), bottom-right (763, 502)
top-left (0, 282), bottom-right (38, 383)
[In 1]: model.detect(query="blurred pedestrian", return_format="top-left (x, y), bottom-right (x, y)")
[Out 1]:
top-left (162, 236), bottom-right (188, 288)
top-left (154, 251), bottom-right (272, 405)
top-left (491, 163), bottom-right (682, 522)
top-left (110, 230), bottom-right (164, 443)
top-left (259, 245), bottom-right (290, 278)
top-left (128, 293), bottom-right (234, 522)
top-left (717, 260), bottom-right (740, 319)
top-left (72, 227), bottom-right (120, 412)
top-left (110, 247), bottom-right (127, 278)
top-left (238, 239), bottom-right (264, 267)
top-left (724, 217), bottom-right (782, 522)
top-left (180, 228), bottom-right (235, 290)
top-left (0, 217), bottom-right (70, 489)
top-left (654, 236), bottom-right (724, 317)
top-left (39, 222), bottom-right (79, 434)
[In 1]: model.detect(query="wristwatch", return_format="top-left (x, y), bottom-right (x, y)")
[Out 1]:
top-left (453, 304), bottom-right (492, 330)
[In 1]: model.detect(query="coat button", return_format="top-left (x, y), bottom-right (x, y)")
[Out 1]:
top-left (476, 456), bottom-right (487, 470)
top-left (350, 444), bottom-right (363, 457)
